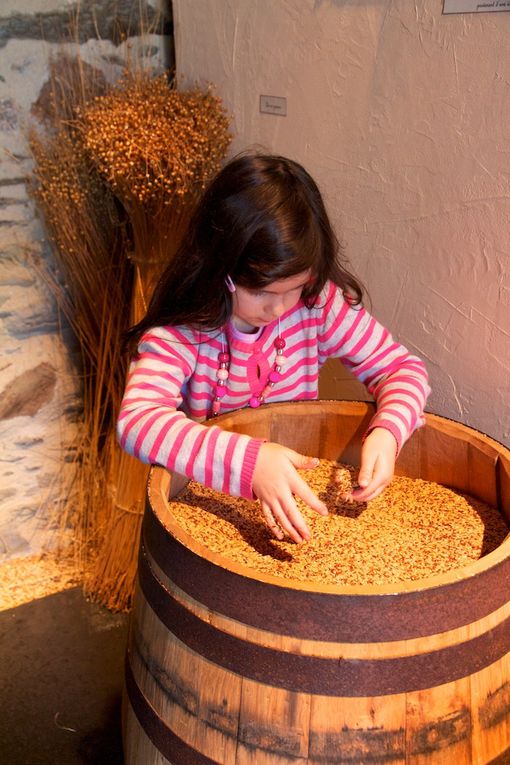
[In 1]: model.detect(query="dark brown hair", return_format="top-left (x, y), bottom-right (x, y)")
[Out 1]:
top-left (125, 152), bottom-right (363, 351)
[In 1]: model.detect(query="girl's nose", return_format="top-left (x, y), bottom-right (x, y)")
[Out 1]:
top-left (267, 299), bottom-right (286, 319)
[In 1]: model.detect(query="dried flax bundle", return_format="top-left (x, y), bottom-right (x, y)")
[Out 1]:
top-left (76, 73), bottom-right (232, 611)
top-left (79, 73), bottom-right (232, 288)
top-left (28, 54), bottom-right (132, 578)
top-left (29, 52), bottom-right (232, 611)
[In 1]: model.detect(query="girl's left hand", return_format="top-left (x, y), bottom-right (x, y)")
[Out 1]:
top-left (343, 427), bottom-right (398, 503)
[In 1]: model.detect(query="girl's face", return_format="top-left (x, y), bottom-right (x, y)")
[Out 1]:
top-left (231, 270), bottom-right (311, 332)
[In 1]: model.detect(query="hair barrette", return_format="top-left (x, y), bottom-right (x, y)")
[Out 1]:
top-left (224, 275), bottom-right (236, 293)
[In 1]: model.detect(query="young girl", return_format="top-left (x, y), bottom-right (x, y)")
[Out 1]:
top-left (118, 153), bottom-right (430, 544)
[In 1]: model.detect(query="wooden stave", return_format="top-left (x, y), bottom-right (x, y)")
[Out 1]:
top-left (125, 580), bottom-right (510, 764)
top-left (132, 538), bottom-right (510, 698)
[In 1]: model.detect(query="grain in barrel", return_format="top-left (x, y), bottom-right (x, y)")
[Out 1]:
top-left (170, 459), bottom-right (509, 586)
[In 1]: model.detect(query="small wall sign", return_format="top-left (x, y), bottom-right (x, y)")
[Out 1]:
top-left (444, 0), bottom-right (510, 12)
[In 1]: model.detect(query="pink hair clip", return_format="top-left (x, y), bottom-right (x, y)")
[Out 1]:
top-left (224, 275), bottom-right (236, 293)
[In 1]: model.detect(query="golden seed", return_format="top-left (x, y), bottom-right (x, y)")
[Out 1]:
top-left (170, 460), bottom-right (509, 587)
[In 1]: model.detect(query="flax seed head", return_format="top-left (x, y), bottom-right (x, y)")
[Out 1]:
top-left (79, 74), bottom-right (232, 208)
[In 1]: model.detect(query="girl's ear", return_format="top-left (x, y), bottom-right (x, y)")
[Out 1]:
top-left (224, 275), bottom-right (236, 293)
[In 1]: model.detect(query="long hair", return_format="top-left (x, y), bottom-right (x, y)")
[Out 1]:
top-left (125, 152), bottom-right (363, 351)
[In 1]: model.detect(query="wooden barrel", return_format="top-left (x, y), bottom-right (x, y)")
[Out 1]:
top-left (122, 401), bottom-right (510, 765)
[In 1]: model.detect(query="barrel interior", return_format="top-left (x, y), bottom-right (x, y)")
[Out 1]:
top-left (172, 400), bottom-right (510, 526)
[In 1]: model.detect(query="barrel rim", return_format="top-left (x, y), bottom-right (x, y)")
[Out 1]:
top-left (148, 400), bottom-right (510, 598)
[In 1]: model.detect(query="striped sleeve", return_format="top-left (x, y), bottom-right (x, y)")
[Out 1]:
top-left (116, 327), bottom-right (263, 498)
top-left (319, 283), bottom-right (431, 452)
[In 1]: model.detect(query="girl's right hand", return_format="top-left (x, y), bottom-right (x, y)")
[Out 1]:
top-left (251, 442), bottom-right (328, 543)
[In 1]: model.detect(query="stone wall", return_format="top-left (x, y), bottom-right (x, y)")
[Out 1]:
top-left (0, 0), bottom-right (173, 563)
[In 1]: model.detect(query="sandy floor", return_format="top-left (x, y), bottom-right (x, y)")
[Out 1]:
top-left (0, 554), bottom-right (82, 611)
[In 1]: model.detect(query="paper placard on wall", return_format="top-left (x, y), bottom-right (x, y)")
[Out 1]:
top-left (444, 0), bottom-right (510, 11)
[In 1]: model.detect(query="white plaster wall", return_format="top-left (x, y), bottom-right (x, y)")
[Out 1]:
top-left (173, 0), bottom-right (510, 446)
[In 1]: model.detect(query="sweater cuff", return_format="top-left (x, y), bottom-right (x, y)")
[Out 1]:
top-left (239, 438), bottom-right (265, 499)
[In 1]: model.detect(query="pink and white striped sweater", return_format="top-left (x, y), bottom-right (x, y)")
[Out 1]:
top-left (117, 281), bottom-right (430, 499)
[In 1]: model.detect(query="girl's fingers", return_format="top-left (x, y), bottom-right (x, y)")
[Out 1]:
top-left (290, 473), bottom-right (328, 516)
top-left (253, 444), bottom-right (329, 542)
top-left (341, 429), bottom-right (397, 504)
top-left (260, 501), bottom-right (284, 540)
top-left (346, 481), bottom-right (386, 503)
top-left (343, 464), bottom-right (393, 503)
top-left (261, 495), bottom-right (310, 544)
top-left (273, 497), bottom-right (310, 543)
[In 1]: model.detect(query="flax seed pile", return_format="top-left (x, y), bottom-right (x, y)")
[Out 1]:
top-left (170, 460), bottom-right (509, 586)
